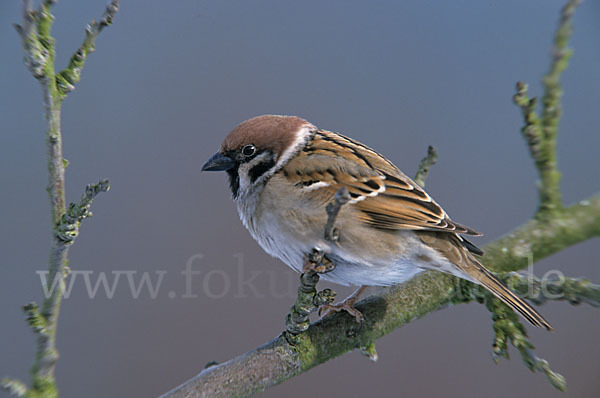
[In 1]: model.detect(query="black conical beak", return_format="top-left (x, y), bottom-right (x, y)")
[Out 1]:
top-left (202, 152), bottom-right (236, 172)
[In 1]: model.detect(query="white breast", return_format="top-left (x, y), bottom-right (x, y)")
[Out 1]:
top-left (234, 178), bottom-right (432, 287)
top-left (236, 186), bottom-right (320, 274)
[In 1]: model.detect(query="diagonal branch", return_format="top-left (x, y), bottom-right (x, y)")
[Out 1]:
top-left (161, 195), bottom-right (600, 398)
top-left (161, 1), bottom-right (593, 395)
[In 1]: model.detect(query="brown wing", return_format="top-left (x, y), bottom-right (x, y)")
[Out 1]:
top-left (281, 129), bottom-right (481, 236)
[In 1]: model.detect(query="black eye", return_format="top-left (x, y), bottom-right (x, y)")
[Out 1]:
top-left (241, 144), bottom-right (257, 157)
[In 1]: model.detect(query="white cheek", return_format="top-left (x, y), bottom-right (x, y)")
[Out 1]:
top-left (236, 152), bottom-right (273, 197)
top-left (237, 163), bottom-right (253, 193)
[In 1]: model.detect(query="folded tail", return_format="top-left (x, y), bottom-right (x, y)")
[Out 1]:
top-left (417, 231), bottom-right (552, 331)
top-left (462, 256), bottom-right (552, 331)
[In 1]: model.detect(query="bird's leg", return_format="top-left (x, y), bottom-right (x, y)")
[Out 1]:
top-left (319, 285), bottom-right (368, 323)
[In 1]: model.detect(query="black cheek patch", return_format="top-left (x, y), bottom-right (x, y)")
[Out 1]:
top-left (227, 168), bottom-right (240, 199)
top-left (249, 158), bottom-right (277, 183)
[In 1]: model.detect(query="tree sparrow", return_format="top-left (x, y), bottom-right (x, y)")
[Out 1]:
top-left (202, 115), bottom-right (551, 330)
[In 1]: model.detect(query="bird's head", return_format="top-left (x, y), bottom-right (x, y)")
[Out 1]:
top-left (202, 115), bottom-right (315, 199)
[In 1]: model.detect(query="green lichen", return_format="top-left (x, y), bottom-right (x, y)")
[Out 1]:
top-left (28, 375), bottom-right (58, 398)
top-left (6, 2), bottom-right (118, 397)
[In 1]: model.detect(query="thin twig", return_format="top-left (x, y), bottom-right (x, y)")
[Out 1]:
top-left (284, 272), bottom-right (335, 341)
top-left (454, 271), bottom-right (599, 392)
top-left (0, 379), bottom-right (27, 398)
top-left (514, 82), bottom-right (544, 162)
top-left (541, 0), bottom-right (582, 137)
top-left (285, 188), bottom-right (352, 340)
top-left (506, 272), bottom-right (600, 307)
top-left (414, 145), bottom-right (438, 188)
top-left (482, 287), bottom-right (566, 391)
top-left (56, 0), bottom-right (120, 95)
top-left (4, 2), bottom-right (118, 396)
top-left (324, 187), bottom-right (351, 242)
top-left (513, 0), bottom-right (582, 216)
top-left (56, 179), bottom-right (110, 243)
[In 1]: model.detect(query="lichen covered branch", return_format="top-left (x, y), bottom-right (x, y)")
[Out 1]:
top-left (323, 187), bottom-right (351, 241)
top-left (541, 0), bottom-right (581, 140)
top-left (56, 0), bottom-right (120, 95)
top-left (0, 379), bottom-right (27, 398)
top-left (4, 2), bottom-right (118, 397)
top-left (446, 267), bottom-right (599, 391)
top-left (506, 272), bottom-right (600, 307)
top-left (513, 0), bottom-right (582, 215)
top-left (8, 179), bottom-right (111, 398)
top-left (489, 272), bottom-right (598, 392)
top-left (284, 272), bottom-right (335, 341)
top-left (56, 179), bottom-right (110, 244)
top-left (456, 278), bottom-right (568, 391)
top-left (414, 145), bottom-right (438, 188)
top-left (285, 188), bottom-right (352, 341)
top-left (161, 196), bottom-right (600, 397)
top-left (513, 82), bottom-right (544, 171)
top-left (487, 295), bottom-right (567, 392)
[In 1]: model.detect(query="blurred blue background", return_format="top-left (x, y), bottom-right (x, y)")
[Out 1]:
top-left (1, 0), bottom-right (599, 397)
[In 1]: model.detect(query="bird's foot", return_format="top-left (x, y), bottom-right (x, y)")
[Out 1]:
top-left (319, 286), bottom-right (367, 323)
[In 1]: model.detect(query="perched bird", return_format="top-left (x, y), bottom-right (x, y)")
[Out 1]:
top-left (202, 115), bottom-right (552, 330)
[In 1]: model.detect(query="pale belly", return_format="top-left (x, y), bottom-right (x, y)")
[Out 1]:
top-left (237, 195), bottom-right (440, 287)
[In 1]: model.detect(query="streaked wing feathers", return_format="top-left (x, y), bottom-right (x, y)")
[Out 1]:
top-left (281, 130), bottom-right (481, 236)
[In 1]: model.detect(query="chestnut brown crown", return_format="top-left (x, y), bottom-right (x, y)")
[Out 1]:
top-left (221, 115), bottom-right (312, 158)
